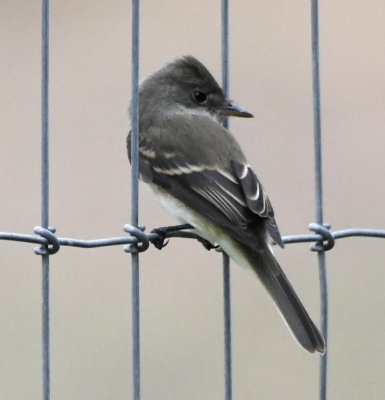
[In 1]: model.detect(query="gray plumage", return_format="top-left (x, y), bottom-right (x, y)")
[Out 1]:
top-left (127, 56), bottom-right (325, 354)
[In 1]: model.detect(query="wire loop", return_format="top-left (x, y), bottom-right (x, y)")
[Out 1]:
top-left (33, 226), bottom-right (60, 255)
top-left (123, 224), bottom-right (149, 253)
top-left (308, 223), bottom-right (335, 251)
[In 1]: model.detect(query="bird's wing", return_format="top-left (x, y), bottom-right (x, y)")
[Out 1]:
top-left (128, 114), bottom-right (283, 248)
top-left (231, 160), bottom-right (283, 247)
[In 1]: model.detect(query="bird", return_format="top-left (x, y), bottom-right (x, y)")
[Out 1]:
top-left (127, 55), bottom-right (326, 353)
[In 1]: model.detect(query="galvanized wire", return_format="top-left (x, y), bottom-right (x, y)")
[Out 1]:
top-left (221, 1), bottom-right (232, 399)
top-left (1, 227), bottom-right (384, 251)
top-left (41, 0), bottom-right (50, 399)
top-left (310, 1), bottom-right (328, 398)
top-left (130, 0), bottom-right (141, 399)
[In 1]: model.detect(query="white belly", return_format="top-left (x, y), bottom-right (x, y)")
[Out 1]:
top-left (150, 184), bottom-right (252, 271)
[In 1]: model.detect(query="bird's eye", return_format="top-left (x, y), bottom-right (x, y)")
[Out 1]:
top-left (193, 90), bottom-right (208, 104)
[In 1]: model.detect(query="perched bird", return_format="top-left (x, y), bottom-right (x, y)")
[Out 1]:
top-left (127, 56), bottom-right (325, 353)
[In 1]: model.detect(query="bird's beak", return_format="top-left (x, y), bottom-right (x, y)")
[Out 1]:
top-left (223, 101), bottom-right (253, 118)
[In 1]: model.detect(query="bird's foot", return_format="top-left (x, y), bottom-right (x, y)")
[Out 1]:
top-left (150, 224), bottom-right (193, 250)
top-left (196, 237), bottom-right (219, 251)
top-left (150, 224), bottom-right (219, 251)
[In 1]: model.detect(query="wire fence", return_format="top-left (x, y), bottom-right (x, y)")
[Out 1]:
top-left (1, 1), bottom-right (385, 400)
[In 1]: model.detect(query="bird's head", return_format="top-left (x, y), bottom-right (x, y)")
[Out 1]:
top-left (138, 56), bottom-right (253, 122)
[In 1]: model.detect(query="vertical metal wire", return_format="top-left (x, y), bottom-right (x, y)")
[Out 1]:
top-left (221, 1), bottom-right (232, 399)
top-left (41, 0), bottom-right (50, 399)
top-left (130, 0), bottom-right (141, 399)
top-left (310, 1), bottom-right (328, 399)
top-left (221, 0), bottom-right (229, 105)
top-left (222, 253), bottom-right (232, 400)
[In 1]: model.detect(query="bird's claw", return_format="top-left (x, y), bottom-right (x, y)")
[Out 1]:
top-left (197, 237), bottom-right (219, 251)
top-left (150, 228), bottom-right (170, 250)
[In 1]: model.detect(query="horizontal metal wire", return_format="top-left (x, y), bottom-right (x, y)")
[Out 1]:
top-left (1, 225), bottom-right (384, 253)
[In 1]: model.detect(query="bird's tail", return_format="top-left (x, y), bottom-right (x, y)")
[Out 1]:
top-left (245, 246), bottom-right (326, 353)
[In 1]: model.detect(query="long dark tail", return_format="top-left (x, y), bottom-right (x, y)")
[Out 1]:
top-left (246, 246), bottom-right (326, 353)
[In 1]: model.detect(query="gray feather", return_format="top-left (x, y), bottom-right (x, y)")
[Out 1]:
top-left (245, 244), bottom-right (326, 353)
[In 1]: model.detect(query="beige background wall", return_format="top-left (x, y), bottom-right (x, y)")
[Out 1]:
top-left (1, 1), bottom-right (385, 399)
